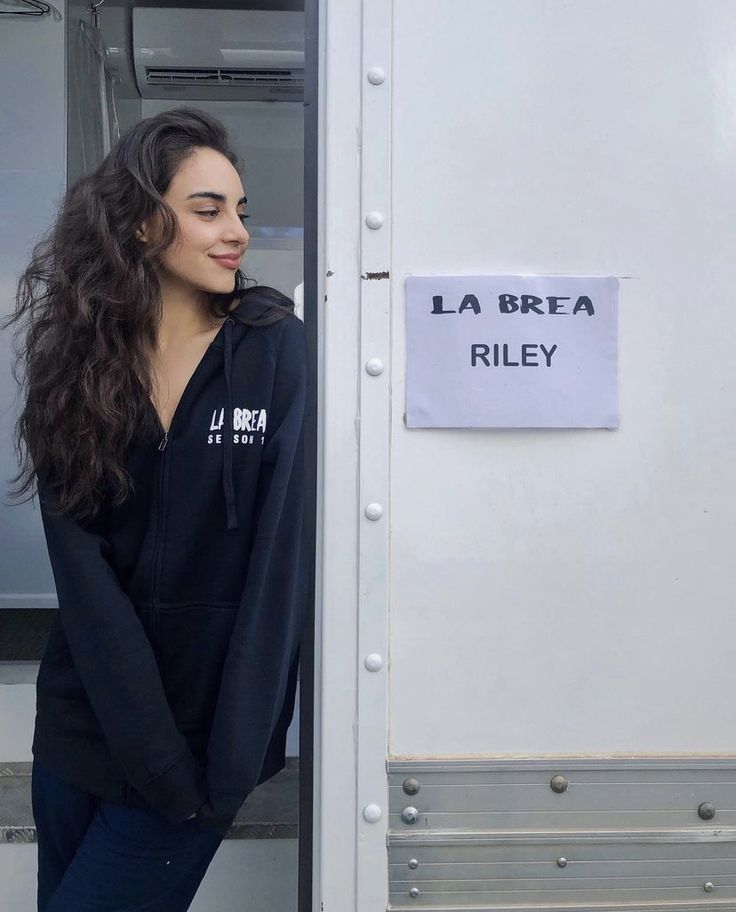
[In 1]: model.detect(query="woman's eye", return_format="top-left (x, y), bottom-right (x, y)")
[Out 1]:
top-left (198, 210), bottom-right (251, 222)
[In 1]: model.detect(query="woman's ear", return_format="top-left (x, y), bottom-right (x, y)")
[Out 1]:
top-left (136, 222), bottom-right (148, 243)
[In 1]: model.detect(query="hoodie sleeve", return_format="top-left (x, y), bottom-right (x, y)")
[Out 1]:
top-left (196, 315), bottom-right (308, 835)
top-left (36, 480), bottom-right (208, 823)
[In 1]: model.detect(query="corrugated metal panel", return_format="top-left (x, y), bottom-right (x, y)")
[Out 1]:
top-left (387, 758), bottom-right (736, 909)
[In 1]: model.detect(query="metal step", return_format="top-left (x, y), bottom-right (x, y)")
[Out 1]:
top-left (0, 759), bottom-right (299, 843)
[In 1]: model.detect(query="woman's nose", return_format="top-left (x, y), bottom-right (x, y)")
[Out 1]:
top-left (224, 214), bottom-right (249, 243)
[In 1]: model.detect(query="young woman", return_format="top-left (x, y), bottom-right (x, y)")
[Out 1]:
top-left (3, 107), bottom-right (308, 911)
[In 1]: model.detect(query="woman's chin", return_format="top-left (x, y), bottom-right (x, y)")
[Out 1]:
top-left (196, 276), bottom-right (238, 295)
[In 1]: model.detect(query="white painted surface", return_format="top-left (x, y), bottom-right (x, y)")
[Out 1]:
top-left (312, 0), bottom-right (363, 908)
top-left (0, 684), bottom-right (35, 761)
top-left (388, 0), bottom-right (736, 754)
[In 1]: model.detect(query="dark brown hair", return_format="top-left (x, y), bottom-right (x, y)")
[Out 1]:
top-left (2, 106), bottom-right (293, 522)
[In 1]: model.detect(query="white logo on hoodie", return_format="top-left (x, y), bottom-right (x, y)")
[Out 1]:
top-left (207, 407), bottom-right (267, 445)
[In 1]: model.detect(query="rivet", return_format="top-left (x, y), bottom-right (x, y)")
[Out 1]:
top-left (403, 777), bottom-right (420, 795)
top-left (365, 211), bottom-right (384, 230)
top-left (556, 857), bottom-right (567, 868)
top-left (407, 858), bottom-right (419, 869)
top-left (704, 881), bottom-right (714, 892)
top-left (364, 653), bottom-right (383, 672)
top-left (362, 803), bottom-right (381, 823)
top-left (698, 802), bottom-right (716, 820)
top-left (401, 806), bottom-right (419, 824)
top-left (365, 502), bottom-right (383, 520)
top-left (367, 67), bottom-right (385, 85)
top-left (409, 887), bottom-right (420, 898)
top-left (550, 775), bottom-right (568, 793)
top-left (366, 357), bottom-right (384, 375)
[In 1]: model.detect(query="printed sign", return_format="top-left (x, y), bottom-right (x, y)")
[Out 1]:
top-left (405, 275), bottom-right (618, 428)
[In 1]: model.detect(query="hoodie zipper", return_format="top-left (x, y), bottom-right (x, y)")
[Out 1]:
top-left (148, 313), bottom-right (232, 613)
top-left (151, 429), bottom-right (168, 624)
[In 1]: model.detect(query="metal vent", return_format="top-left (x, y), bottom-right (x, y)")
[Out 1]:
top-left (145, 67), bottom-right (303, 90)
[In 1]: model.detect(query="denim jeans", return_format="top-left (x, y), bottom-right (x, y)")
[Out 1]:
top-left (31, 757), bottom-right (224, 912)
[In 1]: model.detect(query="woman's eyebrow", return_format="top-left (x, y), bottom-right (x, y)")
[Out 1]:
top-left (185, 191), bottom-right (247, 205)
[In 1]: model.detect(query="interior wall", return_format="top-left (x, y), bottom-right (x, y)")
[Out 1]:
top-left (0, 4), bottom-right (66, 607)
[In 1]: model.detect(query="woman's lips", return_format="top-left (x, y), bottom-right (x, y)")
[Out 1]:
top-left (210, 255), bottom-right (240, 270)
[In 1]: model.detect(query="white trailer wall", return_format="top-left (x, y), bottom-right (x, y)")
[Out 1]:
top-left (388, 0), bottom-right (736, 755)
top-left (317, 0), bottom-right (736, 907)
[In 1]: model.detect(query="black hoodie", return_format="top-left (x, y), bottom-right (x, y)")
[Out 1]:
top-left (32, 289), bottom-right (308, 837)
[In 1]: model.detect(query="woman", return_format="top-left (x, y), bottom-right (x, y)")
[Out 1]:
top-left (2, 107), bottom-right (308, 911)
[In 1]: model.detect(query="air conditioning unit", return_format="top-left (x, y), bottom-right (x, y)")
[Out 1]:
top-left (132, 8), bottom-right (304, 102)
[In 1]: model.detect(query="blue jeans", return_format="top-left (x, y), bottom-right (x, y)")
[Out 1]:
top-left (31, 758), bottom-right (224, 912)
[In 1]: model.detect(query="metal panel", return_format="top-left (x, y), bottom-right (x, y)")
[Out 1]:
top-left (388, 0), bottom-right (736, 757)
top-left (316, 0), bottom-right (374, 905)
top-left (387, 759), bottom-right (736, 909)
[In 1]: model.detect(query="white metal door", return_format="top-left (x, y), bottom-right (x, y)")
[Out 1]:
top-left (317, 2), bottom-right (736, 909)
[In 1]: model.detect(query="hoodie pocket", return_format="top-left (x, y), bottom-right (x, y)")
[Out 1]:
top-left (156, 604), bottom-right (238, 736)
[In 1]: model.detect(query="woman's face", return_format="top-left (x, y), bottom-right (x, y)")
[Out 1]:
top-left (137, 146), bottom-right (250, 299)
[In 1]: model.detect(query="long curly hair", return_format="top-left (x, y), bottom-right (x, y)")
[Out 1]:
top-left (2, 106), bottom-right (294, 523)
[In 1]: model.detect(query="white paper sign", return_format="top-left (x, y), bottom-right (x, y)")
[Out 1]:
top-left (405, 275), bottom-right (618, 428)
